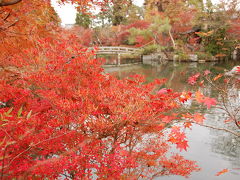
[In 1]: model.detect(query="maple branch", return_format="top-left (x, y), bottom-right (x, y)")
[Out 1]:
top-left (3, 132), bottom-right (71, 171)
top-left (0, 144), bottom-right (7, 180)
top-left (192, 122), bottom-right (240, 137)
top-left (0, 0), bottom-right (22, 7)
top-left (1, 19), bottom-right (19, 30)
top-left (204, 76), bottom-right (240, 129)
top-left (3, 11), bottom-right (10, 20)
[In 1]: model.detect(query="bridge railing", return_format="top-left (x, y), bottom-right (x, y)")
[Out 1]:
top-left (89, 46), bottom-right (141, 54)
top-left (88, 46), bottom-right (142, 66)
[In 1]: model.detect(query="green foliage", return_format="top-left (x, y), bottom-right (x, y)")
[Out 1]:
top-left (151, 16), bottom-right (171, 34)
top-left (175, 50), bottom-right (189, 61)
top-left (93, 1), bottom-right (143, 27)
top-left (124, 4), bottom-right (144, 24)
top-left (200, 28), bottom-right (235, 56)
top-left (187, 0), bottom-right (204, 10)
top-left (191, 2), bottom-right (239, 57)
top-left (121, 53), bottom-right (140, 59)
top-left (195, 51), bottom-right (213, 60)
top-left (112, 0), bottom-right (136, 25)
top-left (141, 44), bottom-right (163, 55)
top-left (76, 12), bottom-right (91, 28)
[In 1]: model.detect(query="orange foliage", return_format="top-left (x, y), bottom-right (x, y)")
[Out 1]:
top-left (215, 168), bottom-right (229, 176)
top-left (0, 0), bottom-right (59, 64)
top-left (0, 33), bottom-right (202, 178)
top-left (1, 1), bottom-right (223, 179)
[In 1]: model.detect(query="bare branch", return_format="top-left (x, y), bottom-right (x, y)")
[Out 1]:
top-left (191, 121), bottom-right (240, 137)
top-left (0, 0), bottom-right (22, 7)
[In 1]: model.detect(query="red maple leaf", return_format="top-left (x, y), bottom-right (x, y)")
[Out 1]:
top-left (204, 70), bottom-right (211, 76)
top-left (195, 91), bottom-right (217, 109)
top-left (162, 116), bottom-right (175, 123)
top-left (237, 66), bottom-right (240, 74)
top-left (215, 168), bottom-right (229, 176)
top-left (157, 88), bottom-right (168, 95)
top-left (184, 122), bottom-right (192, 129)
top-left (188, 73), bottom-right (200, 85)
top-left (203, 97), bottom-right (217, 109)
top-left (176, 140), bottom-right (189, 151)
top-left (179, 91), bottom-right (192, 103)
top-left (213, 74), bottom-right (223, 81)
top-left (193, 113), bottom-right (205, 124)
top-left (195, 91), bottom-right (205, 103)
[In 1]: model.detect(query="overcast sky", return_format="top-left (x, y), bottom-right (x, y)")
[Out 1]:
top-left (51, 0), bottom-right (222, 26)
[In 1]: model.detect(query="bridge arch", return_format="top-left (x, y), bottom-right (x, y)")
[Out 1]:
top-left (89, 46), bottom-right (141, 65)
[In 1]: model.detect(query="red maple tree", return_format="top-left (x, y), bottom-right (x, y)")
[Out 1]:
top-left (0, 0), bottom-right (202, 179)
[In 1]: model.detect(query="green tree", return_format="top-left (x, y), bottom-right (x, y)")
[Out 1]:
top-left (94, 0), bottom-right (143, 27)
top-left (112, 0), bottom-right (133, 25)
top-left (75, 12), bottom-right (91, 28)
top-left (192, 0), bottom-right (240, 56)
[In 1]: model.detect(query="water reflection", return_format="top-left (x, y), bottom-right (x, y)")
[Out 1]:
top-left (105, 61), bottom-right (240, 179)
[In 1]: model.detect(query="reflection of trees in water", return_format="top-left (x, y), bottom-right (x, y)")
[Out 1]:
top-left (206, 110), bottom-right (240, 167)
top-left (210, 131), bottom-right (240, 167)
top-left (209, 85), bottom-right (240, 168)
top-left (218, 81), bottom-right (240, 127)
top-left (106, 61), bottom-right (240, 168)
top-left (156, 62), bottom-right (240, 170)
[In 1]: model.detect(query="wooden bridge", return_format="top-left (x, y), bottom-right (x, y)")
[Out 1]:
top-left (89, 46), bottom-right (141, 66)
top-left (94, 46), bottom-right (140, 54)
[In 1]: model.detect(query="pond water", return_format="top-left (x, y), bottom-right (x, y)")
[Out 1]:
top-left (104, 61), bottom-right (240, 180)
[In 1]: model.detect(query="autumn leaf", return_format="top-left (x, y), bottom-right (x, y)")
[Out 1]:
top-left (179, 91), bottom-right (192, 103)
top-left (215, 168), bottom-right (229, 176)
top-left (147, 160), bottom-right (157, 167)
top-left (195, 91), bottom-right (204, 103)
top-left (207, 30), bottom-right (214, 36)
top-left (221, 48), bottom-right (228, 51)
top-left (213, 74), bottom-right (223, 81)
top-left (237, 66), bottom-right (240, 74)
top-left (188, 73), bottom-right (200, 85)
top-left (193, 113), bottom-right (205, 124)
top-left (215, 53), bottom-right (226, 57)
top-left (182, 113), bottom-right (192, 119)
top-left (224, 79), bottom-right (230, 83)
top-left (176, 140), bottom-right (189, 151)
top-left (204, 70), bottom-right (211, 76)
top-left (169, 127), bottom-right (189, 151)
top-left (157, 88), bottom-right (168, 95)
top-left (195, 30), bottom-right (213, 37)
top-left (199, 80), bottom-right (204, 87)
top-left (162, 116), bottom-right (175, 123)
top-left (203, 97), bottom-right (217, 109)
top-left (195, 91), bottom-right (217, 108)
top-left (183, 122), bottom-right (192, 129)
top-left (224, 118), bottom-right (233, 123)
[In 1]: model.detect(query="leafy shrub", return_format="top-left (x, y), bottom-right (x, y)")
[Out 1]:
top-left (174, 50), bottom-right (190, 61)
top-left (141, 44), bottom-right (163, 55)
top-left (0, 36), bottom-right (200, 179)
top-left (195, 51), bottom-right (213, 60)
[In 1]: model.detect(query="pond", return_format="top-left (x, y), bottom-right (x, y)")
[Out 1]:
top-left (104, 61), bottom-right (240, 180)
